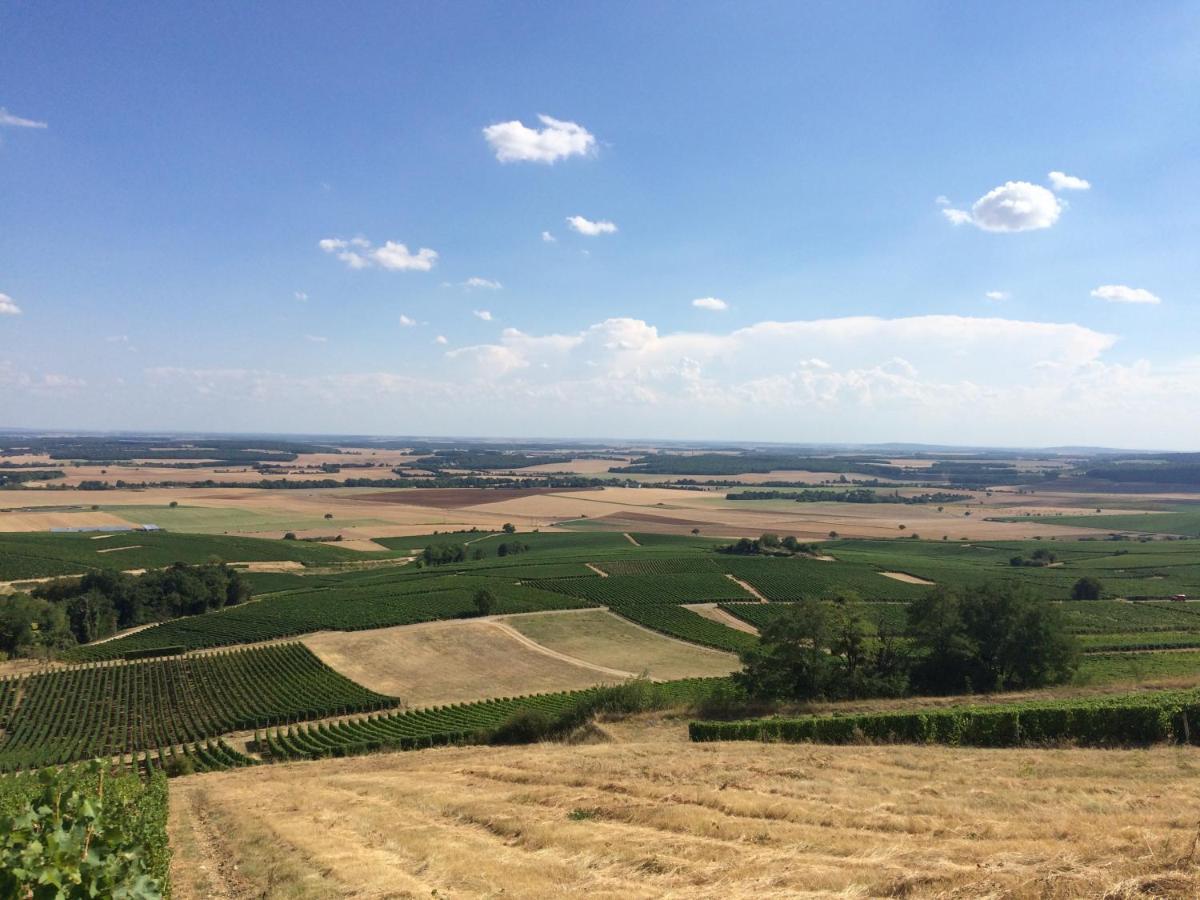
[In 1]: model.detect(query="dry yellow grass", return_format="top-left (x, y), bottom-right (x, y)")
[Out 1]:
top-left (504, 608), bottom-right (740, 680)
top-left (301, 616), bottom-right (639, 706)
top-left (168, 731), bottom-right (1200, 899)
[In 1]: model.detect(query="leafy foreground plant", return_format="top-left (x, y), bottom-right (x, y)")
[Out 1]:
top-left (0, 760), bottom-right (166, 899)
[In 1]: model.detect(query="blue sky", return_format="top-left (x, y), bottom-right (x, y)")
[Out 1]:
top-left (1, 2), bottom-right (1198, 446)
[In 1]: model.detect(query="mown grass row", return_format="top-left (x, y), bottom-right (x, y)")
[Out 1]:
top-left (689, 687), bottom-right (1200, 747)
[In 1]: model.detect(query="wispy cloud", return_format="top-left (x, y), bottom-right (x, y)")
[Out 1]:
top-left (1048, 171), bottom-right (1091, 191)
top-left (463, 277), bottom-right (502, 290)
top-left (692, 297), bottom-right (728, 311)
top-left (1091, 284), bottom-right (1161, 305)
top-left (318, 237), bottom-right (438, 271)
top-left (0, 108), bottom-right (47, 129)
top-left (305, 334), bottom-right (328, 343)
top-left (566, 215), bottom-right (617, 236)
top-left (294, 291), bottom-right (309, 302)
top-left (473, 309), bottom-right (494, 321)
top-left (483, 114), bottom-right (596, 164)
top-left (434, 335), bottom-right (448, 345)
top-left (0, 293), bottom-right (21, 316)
top-left (984, 291), bottom-right (1010, 302)
top-left (399, 314), bottom-right (417, 327)
top-left (541, 231), bottom-right (557, 243)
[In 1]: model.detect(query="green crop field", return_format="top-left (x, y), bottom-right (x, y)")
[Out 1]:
top-left (1001, 509), bottom-right (1200, 537)
top-left (0, 530), bottom-right (382, 581)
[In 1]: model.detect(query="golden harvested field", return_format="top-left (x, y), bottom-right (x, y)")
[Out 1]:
top-left (301, 615), bottom-right (643, 706)
top-left (168, 730), bottom-right (1200, 899)
top-left (504, 609), bottom-right (740, 680)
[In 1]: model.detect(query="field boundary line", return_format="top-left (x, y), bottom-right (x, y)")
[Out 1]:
top-left (623, 533), bottom-right (640, 546)
top-left (585, 563), bottom-right (610, 577)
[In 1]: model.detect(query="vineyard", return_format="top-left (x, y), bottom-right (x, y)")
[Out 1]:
top-left (71, 575), bottom-right (595, 660)
top-left (0, 644), bottom-right (398, 772)
top-left (689, 686), bottom-right (1200, 748)
top-left (0, 529), bottom-right (378, 581)
top-left (605, 601), bottom-right (758, 652)
top-left (259, 677), bottom-right (729, 762)
top-left (527, 573), bottom-right (753, 604)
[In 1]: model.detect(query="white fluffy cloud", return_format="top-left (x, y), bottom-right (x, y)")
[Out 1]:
top-left (566, 215), bottom-right (617, 236)
top-left (40, 314), bottom-right (1200, 446)
top-left (434, 335), bottom-right (448, 345)
top-left (1091, 284), bottom-right (1161, 305)
top-left (541, 231), bottom-right (556, 243)
top-left (940, 181), bottom-right (1063, 232)
top-left (473, 309), bottom-right (493, 321)
top-left (1048, 171), bottom-right (1091, 191)
top-left (0, 108), bottom-right (47, 129)
top-left (399, 314), bottom-right (417, 327)
top-left (984, 291), bottom-right (1010, 302)
top-left (482, 114), bottom-right (596, 164)
top-left (318, 237), bottom-right (438, 271)
top-left (692, 297), bottom-right (728, 311)
top-left (0, 293), bottom-right (21, 315)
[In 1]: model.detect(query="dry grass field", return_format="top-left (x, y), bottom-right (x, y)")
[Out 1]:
top-left (504, 609), bottom-right (740, 680)
top-left (302, 615), bottom-right (635, 706)
top-left (302, 611), bottom-right (738, 706)
top-left (168, 725), bottom-right (1200, 899)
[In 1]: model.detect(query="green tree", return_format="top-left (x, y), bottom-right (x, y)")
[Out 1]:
top-left (1071, 576), bottom-right (1103, 601)
top-left (734, 599), bottom-right (837, 701)
top-left (502, 522), bottom-right (516, 534)
top-left (473, 588), bottom-right (497, 617)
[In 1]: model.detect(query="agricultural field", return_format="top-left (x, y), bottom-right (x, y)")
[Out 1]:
top-left (167, 732), bottom-right (1200, 899)
top-left (0, 644), bottom-right (397, 772)
top-left (0, 529), bottom-right (382, 582)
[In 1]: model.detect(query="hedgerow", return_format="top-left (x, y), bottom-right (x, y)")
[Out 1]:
top-left (689, 688), bottom-right (1200, 747)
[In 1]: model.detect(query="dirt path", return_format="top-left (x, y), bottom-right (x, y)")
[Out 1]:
top-left (622, 532), bottom-right (640, 546)
top-left (89, 622), bottom-right (159, 645)
top-left (585, 562), bottom-right (609, 577)
top-left (725, 573), bottom-right (767, 602)
top-left (880, 570), bottom-right (935, 585)
top-left (485, 620), bottom-right (639, 679)
top-left (682, 603), bottom-right (760, 636)
top-left (168, 783), bottom-right (255, 900)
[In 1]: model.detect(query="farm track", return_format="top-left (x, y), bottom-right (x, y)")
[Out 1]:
top-left (585, 562), bottom-right (609, 577)
top-left (725, 573), bottom-right (767, 602)
top-left (168, 784), bottom-right (256, 900)
top-left (682, 603), bottom-right (761, 636)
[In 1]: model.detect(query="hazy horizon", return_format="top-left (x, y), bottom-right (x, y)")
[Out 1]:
top-left (3, 3), bottom-right (1197, 446)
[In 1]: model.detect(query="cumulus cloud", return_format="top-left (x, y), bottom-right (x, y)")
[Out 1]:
top-left (399, 314), bottom-right (417, 327)
top-left (482, 114), bottom-right (596, 163)
top-left (985, 291), bottom-right (1010, 302)
top-left (463, 277), bottom-right (502, 290)
top-left (541, 231), bottom-right (557, 243)
top-left (0, 108), bottom-right (47, 129)
top-left (434, 335), bottom-right (448, 345)
top-left (940, 181), bottom-right (1063, 232)
top-left (0, 293), bottom-right (21, 315)
top-left (1091, 284), bottom-right (1161, 305)
top-left (566, 215), bottom-right (618, 236)
top-left (473, 309), bottom-right (493, 321)
top-left (692, 297), bottom-right (728, 311)
top-left (318, 237), bottom-right (438, 271)
top-left (31, 314), bottom-right (1200, 446)
top-left (1048, 171), bottom-right (1091, 191)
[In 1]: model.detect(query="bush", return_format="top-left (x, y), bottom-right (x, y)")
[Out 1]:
top-left (1071, 576), bottom-right (1103, 601)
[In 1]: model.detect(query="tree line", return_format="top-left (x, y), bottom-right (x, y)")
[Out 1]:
top-left (0, 564), bottom-right (249, 657)
top-left (734, 582), bottom-right (1079, 703)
